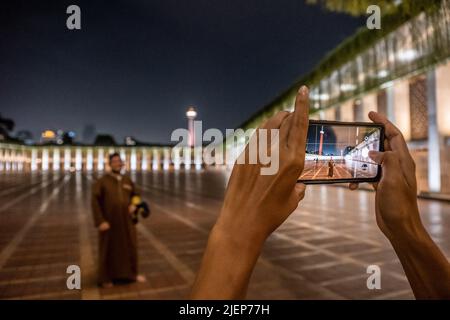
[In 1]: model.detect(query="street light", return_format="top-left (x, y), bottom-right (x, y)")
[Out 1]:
top-left (186, 107), bottom-right (197, 147)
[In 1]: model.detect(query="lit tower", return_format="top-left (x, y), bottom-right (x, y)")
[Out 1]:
top-left (318, 125), bottom-right (324, 156)
top-left (186, 107), bottom-right (197, 147)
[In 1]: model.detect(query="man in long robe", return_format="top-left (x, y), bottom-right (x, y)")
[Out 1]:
top-left (91, 152), bottom-right (146, 287)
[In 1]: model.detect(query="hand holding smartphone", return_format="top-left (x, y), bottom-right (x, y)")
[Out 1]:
top-left (298, 120), bottom-right (385, 184)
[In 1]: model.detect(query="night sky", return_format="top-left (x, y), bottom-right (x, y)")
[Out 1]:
top-left (1, 0), bottom-right (364, 144)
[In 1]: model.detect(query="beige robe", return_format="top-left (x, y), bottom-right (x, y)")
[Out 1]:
top-left (91, 173), bottom-right (139, 284)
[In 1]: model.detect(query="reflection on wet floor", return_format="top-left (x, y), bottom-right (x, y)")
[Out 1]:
top-left (0, 171), bottom-right (449, 299)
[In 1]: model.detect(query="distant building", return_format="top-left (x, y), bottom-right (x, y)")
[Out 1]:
top-left (82, 124), bottom-right (96, 144)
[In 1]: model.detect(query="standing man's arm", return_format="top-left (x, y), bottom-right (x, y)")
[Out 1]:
top-left (190, 86), bottom-right (310, 299)
top-left (350, 112), bottom-right (450, 299)
top-left (91, 179), bottom-right (110, 231)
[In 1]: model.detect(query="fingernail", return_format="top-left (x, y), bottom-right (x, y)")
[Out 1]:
top-left (299, 85), bottom-right (309, 96)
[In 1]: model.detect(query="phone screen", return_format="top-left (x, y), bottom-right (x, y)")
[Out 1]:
top-left (298, 121), bottom-right (384, 184)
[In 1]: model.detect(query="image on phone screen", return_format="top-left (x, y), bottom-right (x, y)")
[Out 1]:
top-left (298, 121), bottom-right (384, 184)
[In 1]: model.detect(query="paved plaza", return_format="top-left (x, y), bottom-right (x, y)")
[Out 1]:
top-left (0, 171), bottom-right (449, 300)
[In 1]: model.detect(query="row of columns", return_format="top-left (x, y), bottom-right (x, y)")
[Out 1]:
top-left (0, 146), bottom-right (204, 172)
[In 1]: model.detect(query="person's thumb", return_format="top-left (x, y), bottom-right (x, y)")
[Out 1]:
top-left (369, 150), bottom-right (401, 179)
top-left (368, 150), bottom-right (385, 165)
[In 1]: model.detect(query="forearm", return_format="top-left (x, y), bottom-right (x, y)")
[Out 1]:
top-left (388, 218), bottom-right (450, 299)
top-left (190, 224), bottom-right (263, 299)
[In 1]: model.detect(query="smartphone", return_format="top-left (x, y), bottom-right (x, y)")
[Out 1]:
top-left (298, 120), bottom-right (385, 185)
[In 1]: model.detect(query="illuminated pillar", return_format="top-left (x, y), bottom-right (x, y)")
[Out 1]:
top-left (152, 149), bottom-right (159, 171)
top-left (427, 69), bottom-right (440, 193)
top-left (340, 100), bottom-right (354, 121)
top-left (393, 79), bottom-right (411, 141)
top-left (97, 148), bottom-right (104, 171)
top-left (18, 150), bottom-right (24, 171)
top-left (385, 84), bottom-right (395, 122)
top-left (194, 147), bottom-right (202, 170)
top-left (141, 149), bottom-right (148, 171)
top-left (0, 148), bottom-right (4, 171)
top-left (436, 62), bottom-right (450, 136)
top-left (53, 148), bottom-right (60, 171)
top-left (186, 107), bottom-right (197, 147)
top-left (86, 148), bottom-right (93, 171)
top-left (318, 126), bottom-right (324, 156)
top-left (173, 147), bottom-right (181, 170)
top-left (362, 93), bottom-right (377, 121)
top-left (75, 148), bottom-right (82, 171)
top-left (130, 148), bottom-right (137, 171)
top-left (120, 149), bottom-right (126, 170)
top-left (163, 148), bottom-right (170, 171)
top-left (42, 148), bottom-right (49, 171)
top-left (31, 148), bottom-right (38, 171)
top-left (64, 148), bottom-right (71, 171)
top-left (184, 147), bottom-right (191, 170)
top-left (11, 149), bottom-right (17, 171)
top-left (5, 149), bottom-right (11, 171)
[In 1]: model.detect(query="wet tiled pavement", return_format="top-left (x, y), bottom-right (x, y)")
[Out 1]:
top-left (0, 171), bottom-right (449, 300)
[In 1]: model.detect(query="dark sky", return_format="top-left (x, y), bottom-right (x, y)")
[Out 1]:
top-left (1, 0), bottom-right (363, 144)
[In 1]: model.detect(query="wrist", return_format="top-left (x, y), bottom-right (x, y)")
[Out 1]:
top-left (214, 205), bottom-right (269, 250)
top-left (209, 222), bottom-right (265, 260)
top-left (386, 212), bottom-right (428, 247)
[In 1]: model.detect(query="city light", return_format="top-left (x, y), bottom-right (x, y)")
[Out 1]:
top-left (340, 83), bottom-right (357, 92)
top-left (41, 130), bottom-right (56, 139)
top-left (310, 93), bottom-right (330, 101)
top-left (186, 107), bottom-right (197, 119)
top-left (397, 49), bottom-right (417, 62)
top-left (377, 70), bottom-right (389, 78)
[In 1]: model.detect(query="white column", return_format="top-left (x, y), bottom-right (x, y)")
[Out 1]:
top-left (386, 85), bottom-right (396, 123)
top-left (173, 147), bottom-right (181, 170)
top-left (184, 147), bottom-right (191, 170)
top-left (18, 149), bottom-right (24, 171)
top-left (163, 148), bottom-right (170, 171)
top-left (97, 148), bottom-right (104, 171)
top-left (152, 149), bottom-right (159, 171)
top-left (340, 100), bottom-right (354, 122)
top-left (4, 149), bottom-right (11, 171)
top-left (86, 148), bottom-right (93, 171)
top-left (393, 79), bottom-right (411, 141)
top-left (141, 149), bottom-right (148, 171)
top-left (75, 148), bottom-right (82, 171)
top-left (194, 147), bottom-right (202, 170)
top-left (64, 148), bottom-right (71, 171)
top-left (120, 148), bottom-right (126, 162)
top-left (130, 148), bottom-right (137, 171)
top-left (53, 148), bottom-right (60, 171)
top-left (42, 148), bottom-right (49, 171)
top-left (436, 62), bottom-right (450, 136)
top-left (362, 93), bottom-right (377, 121)
top-left (0, 147), bottom-right (4, 171)
top-left (31, 148), bottom-right (38, 171)
top-left (11, 149), bottom-right (17, 171)
top-left (427, 69), bottom-right (440, 193)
